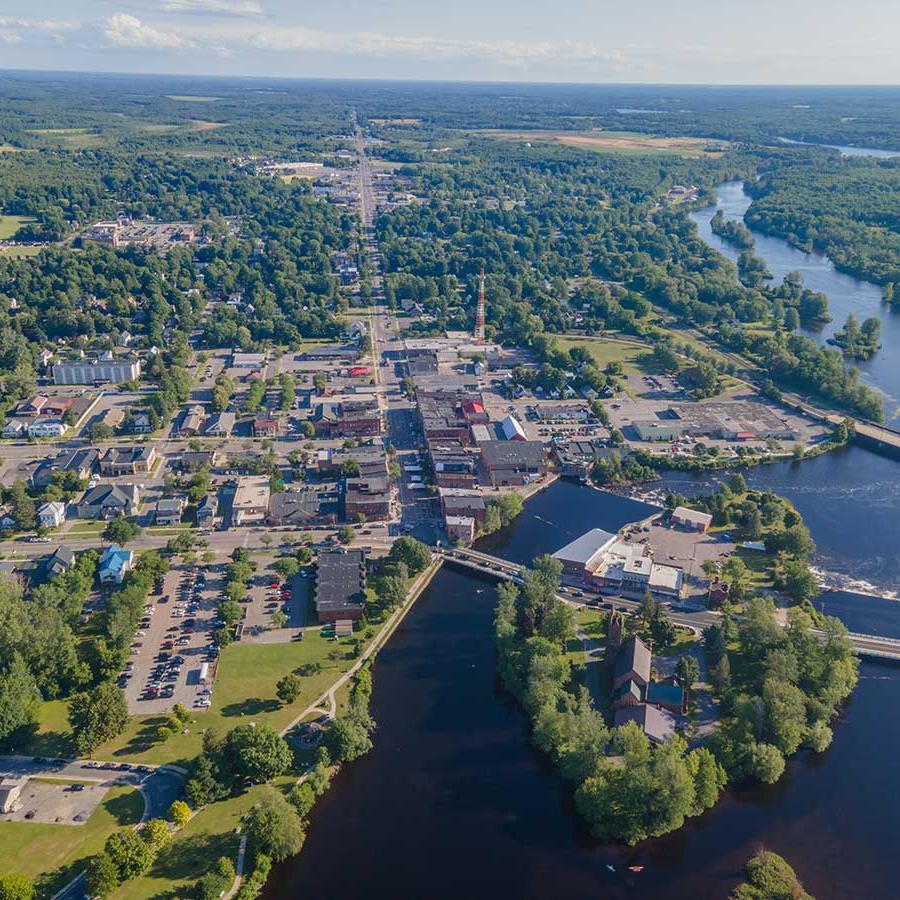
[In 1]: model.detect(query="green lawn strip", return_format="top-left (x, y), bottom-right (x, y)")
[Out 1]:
top-left (0, 214), bottom-right (37, 239)
top-left (555, 335), bottom-right (651, 378)
top-left (111, 777), bottom-right (293, 900)
top-left (0, 785), bottom-right (143, 895)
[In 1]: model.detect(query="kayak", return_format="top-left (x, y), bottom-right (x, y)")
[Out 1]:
top-left (606, 865), bottom-right (616, 872)
top-left (628, 866), bottom-right (644, 873)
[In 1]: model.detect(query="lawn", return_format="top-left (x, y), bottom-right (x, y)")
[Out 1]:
top-left (0, 785), bottom-right (143, 896)
top-left (0, 245), bottom-right (42, 258)
top-left (556, 335), bottom-right (652, 378)
top-left (88, 627), bottom-right (379, 766)
top-left (0, 215), bottom-right (37, 240)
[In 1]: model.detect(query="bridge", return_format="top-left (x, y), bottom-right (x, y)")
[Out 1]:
top-left (435, 547), bottom-right (900, 663)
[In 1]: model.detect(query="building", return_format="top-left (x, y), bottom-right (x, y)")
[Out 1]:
top-left (99, 445), bottom-right (157, 476)
top-left (155, 497), bottom-right (185, 526)
top-left (317, 446), bottom-right (387, 478)
top-left (99, 544), bottom-right (134, 585)
top-left (176, 450), bottom-right (222, 472)
top-left (553, 441), bottom-right (617, 479)
top-left (432, 450), bottom-right (478, 488)
top-left (204, 412), bottom-right (235, 437)
top-left (343, 476), bottom-right (392, 521)
top-left (439, 487), bottom-right (487, 524)
top-left (196, 494), bottom-right (217, 525)
top-left (75, 484), bottom-right (140, 519)
top-left (46, 546), bottom-right (76, 578)
top-left (613, 703), bottom-right (677, 745)
top-left (28, 419), bottom-right (69, 438)
top-left (0, 777), bottom-right (26, 814)
top-left (316, 549), bottom-right (367, 623)
top-left (129, 412), bottom-right (153, 434)
top-left (252, 417), bottom-right (280, 438)
top-left (480, 440), bottom-right (545, 487)
top-left (647, 681), bottom-right (686, 715)
top-left (2, 421), bottom-right (27, 439)
top-left (552, 528), bottom-right (617, 579)
top-left (37, 501), bottom-right (66, 529)
top-left (445, 515), bottom-right (475, 544)
top-left (53, 358), bottom-right (141, 385)
top-left (672, 506), bottom-right (713, 533)
top-left (613, 636), bottom-right (651, 696)
top-left (178, 407), bottom-right (206, 436)
top-left (231, 351), bottom-right (267, 369)
top-left (499, 414), bottom-right (527, 441)
top-left (312, 400), bottom-right (381, 438)
top-left (233, 476), bottom-right (271, 526)
top-left (30, 448), bottom-right (99, 490)
top-left (267, 487), bottom-right (339, 527)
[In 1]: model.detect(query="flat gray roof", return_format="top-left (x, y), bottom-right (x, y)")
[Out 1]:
top-left (552, 527), bottom-right (616, 566)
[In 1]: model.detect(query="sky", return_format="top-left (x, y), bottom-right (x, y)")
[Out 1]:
top-left (0, 0), bottom-right (899, 84)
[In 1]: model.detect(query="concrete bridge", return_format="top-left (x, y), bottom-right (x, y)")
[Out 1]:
top-left (435, 547), bottom-right (900, 663)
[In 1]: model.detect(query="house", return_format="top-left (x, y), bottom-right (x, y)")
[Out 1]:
top-left (671, 506), bottom-right (713, 533)
top-left (129, 413), bottom-right (153, 434)
top-left (613, 703), bottom-right (677, 745)
top-left (15, 396), bottom-right (48, 416)
top-left (204, 412), bottom-right (235, 437)
top-left (0, 507), bottom-right (16, 530)
top-left (155, 497), bottom-right (185, 526)
top-left (2, 421), bottom-right (27, 439)
top-left (552, 528), bottom-right (617, 579)
top-left (178, 407), bottom-right (206, 437)
top-left (30, 448), bottom-right (99, 489)
top-left (28, 419), bottom-right (69, 438)
top-left (707, 579), bottom-right (730, 608)
top-left (316, 549), bottom-right (367, 623)
top-left (196, 494), bottom-right (217, 524)
top-left (99, 445), bottom-right (157, 476)
top-left (99, 544), bottom-right (134, 585)
top-left (176, 450), bottom-right (222, 472)
top-left (232, 476), bottom-right (270, 526)
top-left (75, 484), bottom-right (140, 519)
top-left (480, 440), bottom-right (545, 487)
top-left (46, 546), bottom-right (76, 578)
top-left (252, 417), bottom-right (280, 438)
top-left (37, 501), bottom-right (66, 529)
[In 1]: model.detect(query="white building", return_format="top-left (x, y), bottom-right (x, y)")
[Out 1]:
top-left (233, 476), bottom-right (271, 526)
top-left (53, 358), bottom-right (141, 385)
top-left (38, 501), bottom-right (66, 529)
top-left (28, 419), bottom-right (69, 438)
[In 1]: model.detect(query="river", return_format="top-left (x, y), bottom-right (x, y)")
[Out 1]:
top-left (690, 181), bottom-right (900, 424)
top-left (263, 450), bottom-right (900, 900)
top-left (777, 137), bottom-right (900, 159)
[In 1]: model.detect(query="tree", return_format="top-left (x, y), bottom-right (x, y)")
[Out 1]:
top-left (273, 558), bottom-right (299, 580)
top-left (0, 654), bottom-right (39, 747)
top-left (276, 674), bottom-right (301, 705)
top-left (222, 724), bottom-right (292, 782)
top-left (337, 525), bottom-right (354, 545)
top-left (732, 849), bottom-right (812, 900)
top-left (687, 747), bottom-right (727, 815)
top-left (168, 799), bottom-right (191, 828)
top-left (288, 782), bottom-right (316, 818)
top-left (677, 655), bottom-right (700, 699)
top-left (386, 536), bottom-right (431, 575)
top-left (195, 857), bottom-right (236, 900)
top-left (750, 742), bottom-right (785, 784)
top-left (246, 786), bottom-right (306, 862)
top-left (0, 874), bottom-right (34, 900)
top-left (86, 853), bottom-right (120, 899)
top-left (104, 830), bottom-right (156, 881)
top-left (103, 516), bottom-right (141, 545)
top-left (142, 818), bottom-right (170, 851)
top-left (185, 754), bottom-right (229, 808)
top-left (68, 682), bottom-right (128, 755)
top-left (375, 573), bottom-right (406, 609)
top-left (326, 715), bottom-right (373, 762)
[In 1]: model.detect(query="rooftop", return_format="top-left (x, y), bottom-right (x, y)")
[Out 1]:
top-left (552, 528), bottom-right (617, 566)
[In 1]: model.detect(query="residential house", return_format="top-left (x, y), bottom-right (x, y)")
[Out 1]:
top-left (129, 413), bottom-right (153, 434)
top-left (28, 419), bottom-right (69, 438)
top-left (176, 450), bottom-right (222, 472)
top-left (204, 412), bottom-right (235, 437)
top-left (196, 494), bottom-right (217, 525)
top-left (75, 484), bottom-right (140, 519)
top-left (46, 546), bottom-right (76, 578)
top-left (252, 417), bottom-right (280, 438)
top-left (37, 501), bottom-right (66, 529)
top-left (99, 544), bottom-right (134, 585)
top-left (178, 407), bottom-right (206, 437)
top-left (2, 421), bottom-right (27, 439)
top-left (155, 497), bottom-right (185, 526)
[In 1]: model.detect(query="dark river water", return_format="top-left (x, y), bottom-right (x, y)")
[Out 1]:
top-left (264, 447), bottom-right (900, 900)
top-left (690, 181), bottom-right (900, 424)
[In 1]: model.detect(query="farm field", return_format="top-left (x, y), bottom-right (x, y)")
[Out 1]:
top-left (478, 128), bottom-right (727, 156)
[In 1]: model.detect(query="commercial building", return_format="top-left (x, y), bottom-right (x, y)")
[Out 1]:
top-left (553, 441), bottom-right (617, 479)
top-left (252, 417), bottom-right (280, 438)
top-left (343, 476), bottom-right (392, 521)
top-left (445, 515), bottom-right (476, 544)
top-left (99, 445), bottom-right (157, 476)
top-left (204, 412), bottom-right (235, 437)
top-left (438, 487), bottom-right (487, 524)
top-left (671, 506), bottom-right (713, 532)
top-left (312, 400), bottom-right (381, 438)
top-left (75, 484), bottom-right (140, 519)
top-left (231, 351), bottom-right (267, 369)
top-left (232, 476), bottom-right (271, 526)
top-left (613, 703), bottom-right (677, 745)
top-left (53, 357), bottom-right (141, 385)
top-left (632, 401), bottom-right (797, 443)
top-left (480, 440), bottom-right (545, 487)
top-left (432, 450), bottom-right (478, 488)
top-left (552, 528), bottom-right (617, 578)
top-left (499, 414), bottom-right (527, 441)
top-left (30, 448), bottom-right (99, 489)
top-left (316, 549), bottom-right (367, 623)
top-left (317, 446), bottom-right (387, 479)
top-left (267, 487), bottom-right (339, 527)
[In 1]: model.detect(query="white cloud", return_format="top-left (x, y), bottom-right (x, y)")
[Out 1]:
top-left (104, 13), bottom-right (196, 49)
top-left (160, 0), bottom-right (265, 17)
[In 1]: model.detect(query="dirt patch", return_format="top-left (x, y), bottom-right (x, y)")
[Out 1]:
top-left (479, 129), bottom-right (728, 157)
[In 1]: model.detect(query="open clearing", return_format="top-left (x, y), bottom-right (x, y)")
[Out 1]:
top-left (27, 128), bottom-right (105, 149)
top-left (166, 95), bottom-right (221, 103)
top-left (479, 129), bottom-right (726, 157)
top-left (188, 120), bottom-right (229, 132)
top-left (0, 215), bottom-right (37, 239)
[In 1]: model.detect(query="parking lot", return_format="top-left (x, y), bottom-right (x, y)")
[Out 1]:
top-left (239, 557), bottom-right (303, 644)
top-left (119, 564), bottom-right (221, 714)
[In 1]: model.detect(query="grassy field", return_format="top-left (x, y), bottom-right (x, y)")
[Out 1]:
top-left (27, 128), bottom-right (105, 149)
top-left (556, 335), bottom-right (654, 377)
top-left (479, 129), bottom-right (725, 158)
top-left (0, 785), bottom-right (143, 895)
top-left (166, 95), bottom-right (221, 103)
top-left (0, 215), bottom-right (37, 240)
